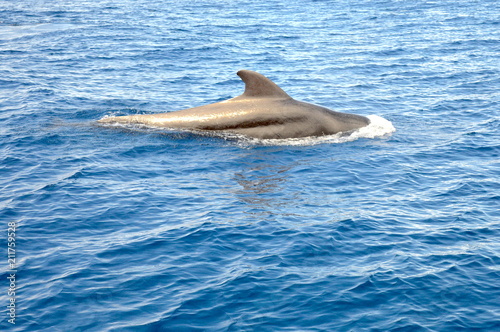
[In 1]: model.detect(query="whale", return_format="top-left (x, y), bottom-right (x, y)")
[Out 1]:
top-left (98, 70), bottom-right (370, 139)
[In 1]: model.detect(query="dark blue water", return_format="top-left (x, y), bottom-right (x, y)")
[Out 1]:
top-left (1, 0), bottom-right (499, 331)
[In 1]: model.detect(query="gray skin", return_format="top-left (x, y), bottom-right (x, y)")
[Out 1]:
top-left (98, 70), bottom-right (370, 139)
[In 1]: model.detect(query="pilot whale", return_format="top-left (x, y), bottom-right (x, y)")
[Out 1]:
top-left (98, 70), bottom-right (370, 139)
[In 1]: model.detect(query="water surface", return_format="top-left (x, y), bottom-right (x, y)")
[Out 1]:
top-left (1, 0), bottom-right (499, 331)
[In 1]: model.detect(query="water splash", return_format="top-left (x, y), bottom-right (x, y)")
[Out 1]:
top-left (238, 115), bottom-right (396, 146)
top-left (98, 114), bottom-right (395, 146)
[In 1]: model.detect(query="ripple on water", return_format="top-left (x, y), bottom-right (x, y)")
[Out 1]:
top-left (1, 0), bottom-right (499, 331)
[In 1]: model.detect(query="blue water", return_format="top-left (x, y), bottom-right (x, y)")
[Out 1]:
top-left (1, 0), bottom-right (499, 330)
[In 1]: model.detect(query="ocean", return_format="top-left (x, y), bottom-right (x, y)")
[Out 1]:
top-left (1, 0), bottom-right (499, 330)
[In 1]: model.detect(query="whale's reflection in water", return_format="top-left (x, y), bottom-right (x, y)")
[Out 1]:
top-left (222, 148), bottom-right (356, 225)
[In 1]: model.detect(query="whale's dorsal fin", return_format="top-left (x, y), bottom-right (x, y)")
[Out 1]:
top-left (237, 70), bottom-right (291, 99)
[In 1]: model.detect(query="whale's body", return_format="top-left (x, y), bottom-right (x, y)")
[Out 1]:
top-left (98, 70), bottom-right (370, 139)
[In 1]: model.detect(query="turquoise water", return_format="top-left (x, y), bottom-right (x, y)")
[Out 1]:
top-left (1, 0), bottom-right (499, 331)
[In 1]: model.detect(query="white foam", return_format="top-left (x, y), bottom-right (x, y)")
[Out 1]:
top-left (98, 114), bottom-right (395, 146)
top-left (237, 115), bottom-right (396, 146)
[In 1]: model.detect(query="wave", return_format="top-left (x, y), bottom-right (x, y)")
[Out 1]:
top-left (239, 115), bottom-right (396, 146)
top-left (98, 114), bottom-right (396, 146)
